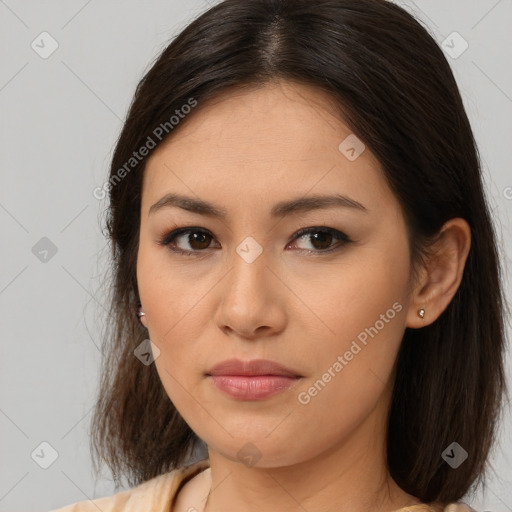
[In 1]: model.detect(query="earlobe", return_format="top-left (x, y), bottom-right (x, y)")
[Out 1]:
top-left (406, 218), bottom-right (471, 329)
top-left (136, 302), bottom-right (147, 327)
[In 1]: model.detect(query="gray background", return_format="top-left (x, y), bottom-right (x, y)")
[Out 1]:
top-left (0, 1), bottom-right (511, 511)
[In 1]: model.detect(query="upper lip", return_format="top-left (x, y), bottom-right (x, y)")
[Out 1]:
top-left (206, 358), bottom-right (301, 377)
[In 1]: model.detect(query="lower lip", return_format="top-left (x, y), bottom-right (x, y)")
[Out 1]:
top-left (208, 375), bottom-right (299, 400)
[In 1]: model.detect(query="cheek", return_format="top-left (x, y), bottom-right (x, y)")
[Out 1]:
top-left (296, 242), bottom-right (409, 357)
top-left (137, 237), bottom-right (211, 344)
top-left (285, 262), bottom-right (409, 461)
top-left (137, 243), bottom-right (192, 381)
top-left (291, 235), bottom-right (410, 417)
top-left (136, 248), bottom-right (232, 424)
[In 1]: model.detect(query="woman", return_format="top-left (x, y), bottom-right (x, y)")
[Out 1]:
top-left (52, 0), bottom-right (507, 511)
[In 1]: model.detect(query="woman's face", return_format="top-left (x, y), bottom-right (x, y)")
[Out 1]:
top-left (137, 80), bottom-right (415, 467)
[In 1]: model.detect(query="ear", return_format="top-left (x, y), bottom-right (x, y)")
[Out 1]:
top-left (137, 303), bottom-right (148, 328)
top-left (406, 218), bottom-right (471, 328)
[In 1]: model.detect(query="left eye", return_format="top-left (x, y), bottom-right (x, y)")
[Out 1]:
top-left (158, 226), bottom-right (352, 255)
top-left (291, 226), bottom-right (352, 252)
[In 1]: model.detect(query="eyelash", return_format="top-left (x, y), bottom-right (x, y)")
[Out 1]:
top-left (157, 226), bottom-right (353, 257)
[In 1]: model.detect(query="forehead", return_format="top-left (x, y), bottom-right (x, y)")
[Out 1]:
top-left (141, 80), bottom-right (391, 216)
top-left (149, 81), bottom-right (346, 156)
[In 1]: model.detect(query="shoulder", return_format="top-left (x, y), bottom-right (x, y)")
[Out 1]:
top-left (396, 502), bottom-right (476, 512)
top-left (49, 473), bottom-right (175, 512)
top-left (443, 505), bottom-right (476, 512)
top-left (50, 459), bottom-right (210, 512)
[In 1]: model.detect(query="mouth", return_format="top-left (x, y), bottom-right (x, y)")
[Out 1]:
top-left (205, 358), bottom-right (302, 400)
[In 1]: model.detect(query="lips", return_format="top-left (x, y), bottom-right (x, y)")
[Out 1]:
top-left (206, 358), bottom-right (302, 400)
top-left (206, 358), bottom-right (301, 378)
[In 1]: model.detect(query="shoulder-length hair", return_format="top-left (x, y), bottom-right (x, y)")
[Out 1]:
top-left (90, 0), bottom-right (508, 504)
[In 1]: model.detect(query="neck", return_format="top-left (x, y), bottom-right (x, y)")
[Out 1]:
top-left (202, 396), bottom-right (422, 512)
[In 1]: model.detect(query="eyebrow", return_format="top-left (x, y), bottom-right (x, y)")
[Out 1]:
top-left (148, 192), bottom-right (368, 219)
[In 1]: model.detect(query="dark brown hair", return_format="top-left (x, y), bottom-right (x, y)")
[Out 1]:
top-left (90, 0), bottom-right (509, 505)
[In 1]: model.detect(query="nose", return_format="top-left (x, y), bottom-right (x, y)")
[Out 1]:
top-left (214, 242), bottom-right (287, 340)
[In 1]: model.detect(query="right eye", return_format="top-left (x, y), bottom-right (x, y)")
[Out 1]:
top-left (157, 227), bottom-right (219, 256)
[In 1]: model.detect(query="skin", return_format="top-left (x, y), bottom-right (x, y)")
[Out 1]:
top-left (136, 80), bottom-right (471, 512)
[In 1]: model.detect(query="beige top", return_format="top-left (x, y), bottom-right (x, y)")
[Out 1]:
top-left (50, 458), bottom-right (475, 512)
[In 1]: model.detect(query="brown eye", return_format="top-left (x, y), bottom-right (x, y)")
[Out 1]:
top-left (290, 227), bottom-right (352, 253)
top-left (158, 226), bottom-right (352, 256)
top-left (158, 228), bottom-right (219, 255)
top-left (301, 231), bottom-right (334, 250)
top-left (184, 231), bottom-right (213, 250)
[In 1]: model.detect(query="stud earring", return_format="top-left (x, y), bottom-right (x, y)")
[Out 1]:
top-left (418, 308), bottom-right (425, 319)
top-left (136, 303), bottom-right (146, 322)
